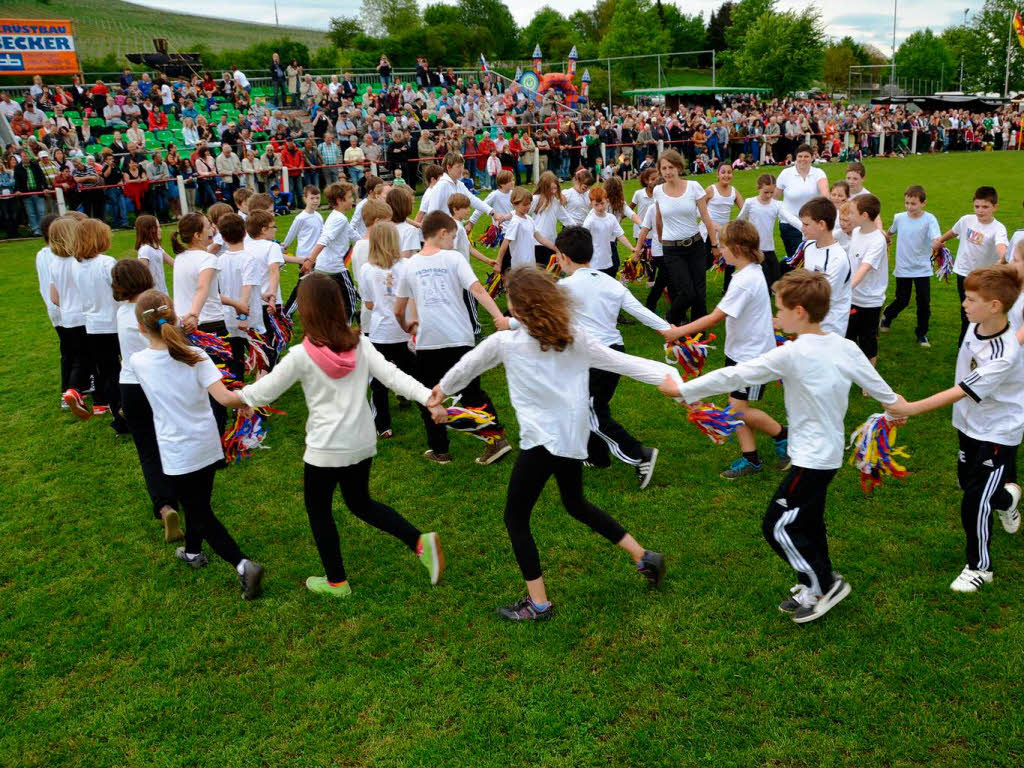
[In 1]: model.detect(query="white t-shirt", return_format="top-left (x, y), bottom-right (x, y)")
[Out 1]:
top-left (396, 249), bottom-right (479, 349)
top-left (453, 226), bottom-right (471, 262)
top-left (233, 70), bottom-right (250, 89)
top-left (561, 268), bottom-right (668, 347)
top-left (469, 188), bottom-right (513, 226)
top-left (350, 198), bottom-right (369, 239)
top-left (951, 215), bottom-right (1009, 277)
top-left (244, 239), bottom-right (284, 305)
top-left (131, 347), bottom-right (225, 475)
top-left (282, 210), bottom-right (324, 257)
top-left (717, 263), bottom-right (775, 363)
top-left (679, 332), bottom-right (897, 470)
top-left (640, 206), bottom-right (663, 259)
top-left (360, 260), bottom-right (412, 344)
top-left (848, 228), bottom-right (889, 308)
top-left (36, 246), bottom-right (60, 327)
top-left (504, 214), bottom-right (537, 270)
top-left (1010, 293), bottom-right (1024, 332)
top-left (954, 323), bottom-right (1024, 446)
top-left (160, 83), bottom-right (173, 106)
top-left (776, 165), bottom-right (828, 219)
top-left (631, 189), bottom-right (656, 238)
top-left (849, 186), bottom-right (871, 199)
top-left (802, 241), bottom-right (852, 336)
top-left (350, 238), bottom-right (371, 283)
top-left (1008, 228), bottom-right (1024, 263)
top-left (117, 303), bottom-right (148, 385)
top-left (563, 187), bottom-right (591, 226)
top-left (218, 248), bottom-right (264, 336)
top-left (583, 210), bottom-right (624, 271)
top-left (737, 198), bottom-right (800, 252)
top-left (397, 221), bottom-right (422, 253)
top-left (138, 244), bottom-right (168, 293)
top-left (49, 256), bottom-right (85, 328)
top-left (529, 195), bottom-right (571, 240)
top-left (889, 211), bottom-right (941, 278)
top-left (77, 255), bottom-right (119, 334)
top-left (315, 209), bottom-right (357, 274)
top-left (173, 249), bottom-right (222, 324)
top-left (653, 182), bottom-right (706, 240)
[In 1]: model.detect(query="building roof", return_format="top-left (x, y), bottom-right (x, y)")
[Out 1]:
top-left (621, 86), bottom-right (773, 96)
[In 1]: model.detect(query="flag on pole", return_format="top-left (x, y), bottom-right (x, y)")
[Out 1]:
top-left (1014, 11), bottom-right (1024, 49)
top-left (480, 53), bottom-right (489, 73)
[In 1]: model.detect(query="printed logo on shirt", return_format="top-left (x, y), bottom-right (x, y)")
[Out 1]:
top-left (965, 228), bottom-right (987, 246)
top-left (982, 459), bottom-right (994, 467)
top-left (775, 497), bottom-right (788, 507)
top-left (970, 357), bottom-right (978, 371)
top-left (958, 450), bottom-right (966, 463)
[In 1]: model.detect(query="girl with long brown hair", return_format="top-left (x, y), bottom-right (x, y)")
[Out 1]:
top-left (529, 170), bottom-right (570, 266)
top-left (129, 290), bottom-right (264, 600)
top-left (234, 273), bottom-right (448, 597)
top-left (428, 267), bottom-right (683, 622)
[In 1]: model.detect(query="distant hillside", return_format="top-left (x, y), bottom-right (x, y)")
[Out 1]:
top-left (4, 0), bottom-right (328, 64)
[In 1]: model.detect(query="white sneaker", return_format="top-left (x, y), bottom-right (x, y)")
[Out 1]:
top-left (996, 483), bottom-right (1021, 534)
top-left (792, 575), bottom-right (851, 623)
top-left (950, 565), bottom-right (994, 593)
top-left (778, 583), bottom-right (819, 614)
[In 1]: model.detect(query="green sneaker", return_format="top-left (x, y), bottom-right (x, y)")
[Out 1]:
top-left (774, 437), bottom-right (791, 470)
top-left (418, 532), bottom-right (445, 585)
top-left (305, 576), bottom-right (352, 597)
top-left (720, 456), bottom-right (763, 479)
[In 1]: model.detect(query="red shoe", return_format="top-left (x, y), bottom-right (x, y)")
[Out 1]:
top-left (62, 389), bottom-right (92, 420)
top-left (92, 405), bottom-right (111, 416)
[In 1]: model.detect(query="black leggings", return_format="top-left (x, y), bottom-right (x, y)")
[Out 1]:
top-left (369, 341), bottom-right (416, 433)
top-left (661, 240), bottom-right (707, 324)
top-left (645, 257), bottom-right (668, 312)
top-left (504, 446), bottom-right (628, 582)
top-left (56, 325), bottom-right (92, 394)
top-left (86, 332), bottom-right (121, 413)
top-left (121, 383), bottom-right (178, 519)
top-left (172, 463), bottom-right (245, 566)
top-left (303, 459), bottom-right (421, 584)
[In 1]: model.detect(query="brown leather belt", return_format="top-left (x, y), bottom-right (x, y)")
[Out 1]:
top-left (661, 236), bottom-right (701, 248)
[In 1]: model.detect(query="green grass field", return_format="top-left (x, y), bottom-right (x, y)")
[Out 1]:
top-left (3, 152), bottom-right (1024, 766)
top-left (4, 0), bottom-right (328, 63)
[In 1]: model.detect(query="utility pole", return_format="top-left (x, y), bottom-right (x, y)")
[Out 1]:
top-left (960, 7), bottom-right (968, 91)
top-left (1004, 11), bottom-right (1014, 97)
top-left (891, 0), bottom-right (898, 88)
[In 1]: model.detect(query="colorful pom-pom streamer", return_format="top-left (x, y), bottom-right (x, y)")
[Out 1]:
top-left (265, 310), bottom-right (293, 354)
top-left (479, 223), bottom-right (504, 248)
top-left (187, 330), bottom-right (233, 363)
top-left (686, 401), bottom-right (744, 445)
top-left (932, 246), bottom-right (953, 282)
top-left (545, 253), bottom-right (560, 274)
top-left (847, 413), bottom-right (910, 493)
top-left (785, 240), bottom-right (808, 269)
top-left (484, 270), bottom-right (504, 298)
top-left (775, 331), bottom-right (794, 346)
top-left (444, 400), bottom-right (502, 443)
top-left (222, 406), bottom-right (286, 464)
top-left (664, 332), bottom-right (716, 380)
top-left (244, 329), bottom-right (272, 376)
top-left (712, 254), bottom-right (727, 273)
top-left (618, 257), bottom-right (644, 284)
top-left (641, 238), bottom-right (652, 263)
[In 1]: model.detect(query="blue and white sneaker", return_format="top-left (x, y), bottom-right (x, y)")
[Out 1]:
top-left (774, 437), bottom-right (791, 470)
top-left (720, 456), bottom-right (763, 479)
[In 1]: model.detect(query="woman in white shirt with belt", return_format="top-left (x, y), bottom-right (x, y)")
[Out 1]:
top-left (653, 149), bottom-right (718, 325)
top-left (774, 143), bottom-right (828, 265)
top-left (702, 162), bottom-right (744, 290)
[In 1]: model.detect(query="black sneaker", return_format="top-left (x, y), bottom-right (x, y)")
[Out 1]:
top-left (917, 335), bottom-right (931, 348)
top-left (637, 550), bottom-right (666, 588)
top-left (792, 575), bottom-right (851, 624)
top-left (175, 547), bottom-right (209, 569)
top-left (778, 583), bottom-right (818, 614)
top-left (497, 596), bottom-right (555, 621)
top-left (879, 321), bottom-right (891, 333)
top-left (239, 560), bottom-right (265, 600)
top-left (636, 446), bottom-right (659, 489)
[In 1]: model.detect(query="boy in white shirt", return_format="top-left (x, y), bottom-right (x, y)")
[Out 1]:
top-left (798, 197), bottom-right (851, 336)
top-left (664, 219), bottom-right (789, 480)
top-left (394, 211), bottom-right (512, 466)
top-left (496, 187), bottom-right (555, 273)
top-left (244, 210), bottom-right (285, 367)
top-left (467, 170), bottom-right (515, 231)
top-left (350, 175), bottom-right (388, 239)
top-left (736, 173), bottom-right (802, 287)
top-left (303, 182), bottom-right (360, 324)
top-left (845, 162), bottom-right (870, 199)
top-left (1008, 198), bottom-right (1024, 261)
top-left (387, 185), bottom-right (422, 258)
top-left (556, 226), bottom-right (670, 489)
top-left (888, 265), bottom-right (1024, 593)
top-left (281, 185), bottom-right (325, 317)
top-left (582, 185), bottom-right (633, 277)
top-left (663, 270), bottom-right (898, 624)
top-left (845, 194), bottom-right (888, 365)
top-left (881, 185), bottom-right (941, 347)
top-left (933, 186), bottom-right (1009, 344)
top-left (215, 214), bottom-right (262, 380)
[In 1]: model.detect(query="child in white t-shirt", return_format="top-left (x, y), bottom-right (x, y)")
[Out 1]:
top-left (497, 186), bottom-right (555, 274)
top-left (881, 184), bottom-right (941, 347)
top-left (215, 214), bottom-right (263, 383)
top-left (845, 194), bottom-right (888, 365)
top-left (243, 210), bottom-right (285, 366)
top-left (664, 219), bottom-right (787, 479)
top-left (933, 186), bottom-right (1010, 343)
top-left (281, 185), bottom-right (325, 316)
top-left (130, 290), bottom-right (265, 600)
top-left (583, 185), bottom-right (633, 277)
top-left (563, 168), bottom-right (594, 226)
top-left (737, 173), bottom-right (802, 287)
top-left (135, 215), bottom-right (174, 294)
top-left (798, 197), bottom-right (851, 337)
top-left (468, 170), bottom-right (515, 233)
top-left (394, 211), bottom-right (511, 466)
top-left (304, 181), bottom-right (360, 323)
top-left (634, 204), bottom-right (666, 312)
top-left (349, 199), bottom-right (393, 331)
top-left (829, 181), bottom-right (852, 250)
top-left (35, 215), bottom-right (62, 398)
top-left (387, 185), bottom-right (422, 259)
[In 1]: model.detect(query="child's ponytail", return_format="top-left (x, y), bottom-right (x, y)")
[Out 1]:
top-left (172, 212), bottom-right (207, 255)
top-left (135, 289), bottom-right (202, 366)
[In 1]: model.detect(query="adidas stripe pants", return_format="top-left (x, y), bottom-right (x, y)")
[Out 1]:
top-left (762, 466), bottom-right (838, 595)
top-left (957, 431), bottom-right (1015, 572)
top-left (587, 344), bottom-right (645, 467)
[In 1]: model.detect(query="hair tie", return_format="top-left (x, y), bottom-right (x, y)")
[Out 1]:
top-left (156, 318), bottom-right (167, 326)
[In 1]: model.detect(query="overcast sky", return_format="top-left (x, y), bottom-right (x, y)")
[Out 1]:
top-left (130, 0), bottom-right (979, 56)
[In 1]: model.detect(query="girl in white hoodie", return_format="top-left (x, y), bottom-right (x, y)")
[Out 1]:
top-left (233, 272), bottom-right (447, 597)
